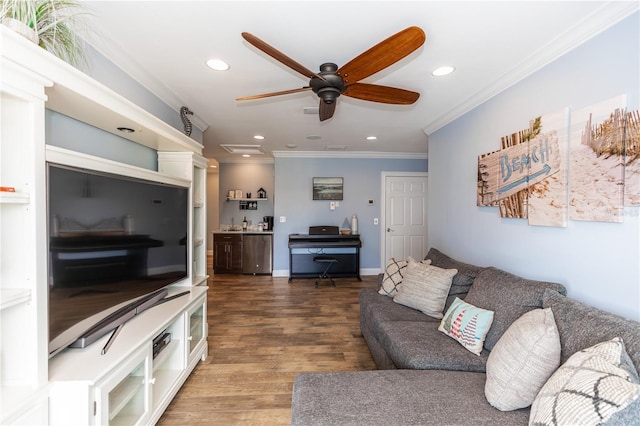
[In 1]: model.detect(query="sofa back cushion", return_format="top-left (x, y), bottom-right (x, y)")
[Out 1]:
top-left (425, 248), bottom-right (484, 311)
top-left (464, 267), bottom-right (566, 351)
top-left (543, 289), bottom-right (640, 372)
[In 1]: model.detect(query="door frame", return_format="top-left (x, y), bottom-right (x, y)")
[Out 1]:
top-left (379, 171), bottom-right (429, 271)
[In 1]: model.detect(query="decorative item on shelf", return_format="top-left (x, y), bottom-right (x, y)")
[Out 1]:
top-left (0, 0), bottom-right (91, 67)
top-left (351, 214), bottom-right (358, 234)
top-left (239, 200), bottom-right (257, 210)
top-left (257, 187), bottom-right (267, 198)
top-left (228, 190), bottom-right (235, 199)
top-left (180, 106), bottom-right (193, 136)
top-left (340, 217), bottom-right (351, 235)
top-left (246, 192), bottom-right (251, 199)
top-left (235, 189), bottom-right (243, 199)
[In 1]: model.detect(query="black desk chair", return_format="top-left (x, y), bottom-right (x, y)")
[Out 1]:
top-left (313, 255), bottom-right (338, 288)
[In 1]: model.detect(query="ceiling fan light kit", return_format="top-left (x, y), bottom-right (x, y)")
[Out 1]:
top-left (237, 26), bottom-right (426, 121)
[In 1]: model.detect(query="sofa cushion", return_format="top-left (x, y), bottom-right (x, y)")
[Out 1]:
top-left (378, 320), bottom-right (489, 371)
top-left (360, 288), bottom-right (437, 329)
top-left (530, 337), bottom-right (640, 426)
top-left (542, 289), bottom-right (640, 372)
top-left (464, 267), bottom-right (566, 351)
top-left (439, 297), bottom-right (494, 356)
top-left (393, 260), bottom-right (457, 319)
top-left (292, 369), bottom-right (530, 426)
top-left (485, 308), bottom-right (561, 411)
top-left (425, 248), bottom-right (484, 311)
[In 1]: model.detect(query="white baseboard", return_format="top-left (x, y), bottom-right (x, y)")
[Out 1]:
top-left (272, 268), bottom-right (382, 278)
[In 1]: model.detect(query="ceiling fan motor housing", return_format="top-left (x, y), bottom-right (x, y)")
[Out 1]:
top-left (310, 62), bottom-right (345, 104)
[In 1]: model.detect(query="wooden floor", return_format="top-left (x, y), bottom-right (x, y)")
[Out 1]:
top-left (157, 272), bottom-right (378, 425)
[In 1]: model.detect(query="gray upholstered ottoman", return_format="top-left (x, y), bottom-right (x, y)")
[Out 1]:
top-left (291, 369), bottom-right (529, 425)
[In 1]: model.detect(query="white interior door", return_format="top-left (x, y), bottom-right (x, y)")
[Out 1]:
top-left (382, 173), bottom-right (428, 265)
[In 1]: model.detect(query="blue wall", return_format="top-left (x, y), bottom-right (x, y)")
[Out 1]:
top-left (46, 44), bottom-right (203, 171)
top-left (428, 13), bottom-right (640, 321)
top-left (218, 162), bottom-right (275, 227)
top-left (272, 156), bottom-right (427, 274)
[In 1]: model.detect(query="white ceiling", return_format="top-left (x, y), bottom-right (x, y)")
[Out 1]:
top-left (84, 1), bottom-right (637, 163)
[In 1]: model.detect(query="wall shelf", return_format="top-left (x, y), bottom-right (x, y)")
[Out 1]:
top-left (0, 192), bottom-right (30, 204)
top-left (0, 289), bottom-right (32, 311)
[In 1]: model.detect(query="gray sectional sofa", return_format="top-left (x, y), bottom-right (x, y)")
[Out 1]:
top-left (291, 249), bottom-right (640, 425)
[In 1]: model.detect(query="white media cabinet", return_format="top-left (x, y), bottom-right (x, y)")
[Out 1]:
top-left (0, 26), bottom-right (208, 424)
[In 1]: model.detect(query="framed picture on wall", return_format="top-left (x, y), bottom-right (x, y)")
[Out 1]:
top-left (313, 177), bottom-right (343, 200)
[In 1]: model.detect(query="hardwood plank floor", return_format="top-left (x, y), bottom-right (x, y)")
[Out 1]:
top-left (157, 272), bottom-right (378, 425)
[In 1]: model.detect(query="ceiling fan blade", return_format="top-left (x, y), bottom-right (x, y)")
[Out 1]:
top-left (343, 83), bottom-right (419, 104)
top-left (337, 26), bottom-right (426, 84)
top-left (236, 87), bottom-right (312, 101)
top-left (242, 32), bottom-right (318, 79)
top-left (319, 100), bottom-right (336, 121)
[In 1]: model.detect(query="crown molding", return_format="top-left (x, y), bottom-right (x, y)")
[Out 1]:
top-left (271, 151), bottom-right (428, 160)
top-left (219, 157), bottom-right (275, 164)
top-left (86, 39), bottom-right (210, 133)
top-left (423, 1), bottom-right (639, 135)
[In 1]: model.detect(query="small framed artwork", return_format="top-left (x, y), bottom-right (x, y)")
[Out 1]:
top-left (313, 177), bottom-right (343, 200)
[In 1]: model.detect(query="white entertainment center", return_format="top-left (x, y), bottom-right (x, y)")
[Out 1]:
top-left (0, 26), bottom-right (209, 425)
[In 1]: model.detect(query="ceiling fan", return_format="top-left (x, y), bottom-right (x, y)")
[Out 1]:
top-left (236, 26), bottom-right (426, 121)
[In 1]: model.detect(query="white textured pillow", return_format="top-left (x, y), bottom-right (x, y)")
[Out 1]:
top-left (393, 259), bottom-right (456, 319)
top-left (530, 337), bottom-right (640, 425)
top-left (485, 308), bottom-right (561, 411)
top-left (379, 257), bottom-right (430, 297)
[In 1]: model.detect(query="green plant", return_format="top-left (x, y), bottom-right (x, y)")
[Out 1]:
top-left (1, 0), bottom-right (89, 67)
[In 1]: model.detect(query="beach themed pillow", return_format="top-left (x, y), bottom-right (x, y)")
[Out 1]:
top-left (438, 297), bottom-right (494, 355)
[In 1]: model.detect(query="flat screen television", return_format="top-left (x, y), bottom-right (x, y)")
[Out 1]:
top-left (47, 163), bottom-right (189, 357)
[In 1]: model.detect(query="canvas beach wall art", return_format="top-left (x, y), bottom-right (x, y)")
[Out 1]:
top-left (477, 94), bottom-right (638, 226)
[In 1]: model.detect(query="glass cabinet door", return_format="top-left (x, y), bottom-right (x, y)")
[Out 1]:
top-left (96, 346), bottom-right (151, 426)
top-left (187, 302), bottom-right (206, 361)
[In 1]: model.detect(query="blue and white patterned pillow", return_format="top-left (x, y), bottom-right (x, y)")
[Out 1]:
top-left (378, 257), bottom-right (430, 297)
top-left (438, 297), bottom-right (494, 355)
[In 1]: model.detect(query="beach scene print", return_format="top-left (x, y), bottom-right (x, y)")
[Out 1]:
top-left (527, 109), bottom-right (569, 227)
top-left (569, 96), bottom-right (626, 223)
top-left (624, 109), bottom-right (640, 206)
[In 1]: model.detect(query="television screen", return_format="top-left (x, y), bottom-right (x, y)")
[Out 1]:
top-left (47, 163), bottom-right (189, 356)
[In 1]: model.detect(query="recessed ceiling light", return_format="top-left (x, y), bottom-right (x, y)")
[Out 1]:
top-left (366, 136), bottom-right (377, 141)
top-left (306, 135), bottom-right (322, 140)
top-left (242, 154), bottom-right (251, 158)
top-left (209, 165), bottom-right (217, 168)
top-left (253, 135), bottom-right (265, 140)
top-left (206, 59), bottom-right (230, 71)
top-left (432, 66), bottom-right (455, 77)
top-left (286, 144), bottom-right (297, 149)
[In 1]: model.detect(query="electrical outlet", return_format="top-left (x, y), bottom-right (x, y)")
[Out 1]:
top-left (330, 201), bottom-right (335, 210)
top-left (279, 216), bottom-right (286, 223)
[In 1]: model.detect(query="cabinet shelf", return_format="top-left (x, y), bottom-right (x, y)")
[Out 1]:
top-left (109, 376), bottom-right (143, 421)
top-left (152, 340), bottom-right (180, 372)
top-left (226, 197), bottom-right (268, 201)
top-left (0, 288), bottom-right (31, 310)
top-left (0, 192), bottom-right (29, 204)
